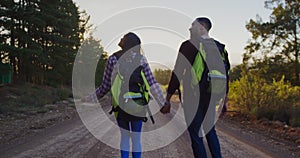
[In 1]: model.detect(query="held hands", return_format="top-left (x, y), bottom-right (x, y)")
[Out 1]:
top-left (161, 94), bottom-right (172, 114)
top-left (160, 101), bottom-right (171, 114)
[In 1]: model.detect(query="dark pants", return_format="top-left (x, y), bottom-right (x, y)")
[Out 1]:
top-left (184, 91), bottom-right (222, 158)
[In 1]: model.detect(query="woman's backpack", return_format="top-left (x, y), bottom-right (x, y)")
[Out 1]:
top-left (110, 51), bottom-right (150, 121)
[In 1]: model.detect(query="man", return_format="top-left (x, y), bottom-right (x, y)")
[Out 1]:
top-left (161, 17), bottom-right (230, 158)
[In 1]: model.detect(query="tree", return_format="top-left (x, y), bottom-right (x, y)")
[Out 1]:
top-left (37, 0), bottom-right (86, 85)
top-left (229, 64), bottom-right (244, 81)
top-left (0, 0), bottom-right (15, 64)
top-left (0, 0), bottom-right (89, 85)
top-left (245, 0), bottom-right (300, 85)
top-left (76, 34), bottom-right (108, 87)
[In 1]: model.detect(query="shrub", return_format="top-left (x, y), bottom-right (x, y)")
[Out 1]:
top-left (228, 73), bottom-right (300, 126)
top-left (290, 104), bottom-right (300, 127)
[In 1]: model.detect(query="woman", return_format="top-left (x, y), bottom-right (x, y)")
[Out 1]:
top-left (82, 32), bottom-right (166, 158)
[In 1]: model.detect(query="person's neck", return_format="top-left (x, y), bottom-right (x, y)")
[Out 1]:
top-left (191, 34), bottom-right (210, 42)
top-left (201, 33), bottom-right (210, 39)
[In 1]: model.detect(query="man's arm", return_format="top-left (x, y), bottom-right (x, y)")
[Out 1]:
top-left (161, 43), bottom-right (187, 114)
top-left (160, 93), bottom-right (172, 114)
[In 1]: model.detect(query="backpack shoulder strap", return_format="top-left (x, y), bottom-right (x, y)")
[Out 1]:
top-left (109, 50), bottom-right (123, 117)
top-left (134, 53), bottom-right (143, 65)
top-left (214, 40), bottom-right (230, 71)
top-left (112, 50), bottom-right (123, 60)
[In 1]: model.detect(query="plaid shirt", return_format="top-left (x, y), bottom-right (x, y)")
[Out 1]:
top-left (88, 53), bottom-right (165, 106)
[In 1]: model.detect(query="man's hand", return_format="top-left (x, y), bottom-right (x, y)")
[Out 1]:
top-left (160, 101), bottom-right (171, 114)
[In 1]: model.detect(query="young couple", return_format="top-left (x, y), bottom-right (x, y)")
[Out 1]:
top-left (82, 17), bottom-right (230, 158)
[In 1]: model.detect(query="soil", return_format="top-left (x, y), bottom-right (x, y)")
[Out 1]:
top-left (224, 112), bottom-right (300, 146)
top-left (0, 96), bottom-right (299, 158)
top-left (0, 98), bottom-right (77, 145)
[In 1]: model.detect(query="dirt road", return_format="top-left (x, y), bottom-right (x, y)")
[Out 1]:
top-left (0, 99), bottom-right (299, 158)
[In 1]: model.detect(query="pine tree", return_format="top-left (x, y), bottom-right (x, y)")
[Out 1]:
top-left (0, 0), bottom-right (89, 85)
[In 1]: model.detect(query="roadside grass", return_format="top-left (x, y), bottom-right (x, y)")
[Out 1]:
top-left (0, 83), bottom-right (72, 115)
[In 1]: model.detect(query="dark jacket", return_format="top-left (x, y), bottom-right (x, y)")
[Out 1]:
top-left (167, 38), bottom-right (230, 97)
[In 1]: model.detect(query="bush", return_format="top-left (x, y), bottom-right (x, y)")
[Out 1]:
top-left (255, 106), bottom-right (276, 120)
top-left (228, 73), bottom-right (300, 126)
top-left (290, 105), bottom-right (300, 127)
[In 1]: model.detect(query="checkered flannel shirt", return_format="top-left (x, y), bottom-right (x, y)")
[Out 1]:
top-left (87, 54), bottom-right (165, 106)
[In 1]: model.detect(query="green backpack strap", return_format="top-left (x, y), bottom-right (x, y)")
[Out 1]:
top-left (140, 71), bottom-right (150, 102)
top-left (191, 42), bottom-right (206, 87)
top-left (109, 51), bottom-right (124, 117)
top-left (190, 39), bottom-right (229, 94)
top-left (140, 67), bottom-right (155, 124)
top-left (110, 69), bottom-right (122, 118)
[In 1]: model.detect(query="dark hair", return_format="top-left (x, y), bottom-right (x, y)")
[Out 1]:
top-left (196, 17), bottom-right (212, 31)
top-left (122, 32), bottom-right (141, 51)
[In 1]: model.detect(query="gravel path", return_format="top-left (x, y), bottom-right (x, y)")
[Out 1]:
top-left (0, 98), bottom-right (299, 158)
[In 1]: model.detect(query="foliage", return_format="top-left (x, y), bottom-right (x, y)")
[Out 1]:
top-left (75, 34), bottom-right (108, 88)
top-left (0, 0), bottom-right (89, 86)
top-left (225, 0), bottom-right (300, 127)
top-left (244, 0), bottom-right (300, 85)
top-left (229, 64), bottom-right (244, 81)
top-left (249, 55), bottom-right (299, 84)
top-left (228, 69), bottom-right (300, 126)
top-left (153, 69), bottom-right (172, 85)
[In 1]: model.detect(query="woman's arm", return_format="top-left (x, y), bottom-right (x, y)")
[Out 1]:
top-left (141, 56), bottom-right (166, 107)
top-left (83, 55), bottom-right (117, 103)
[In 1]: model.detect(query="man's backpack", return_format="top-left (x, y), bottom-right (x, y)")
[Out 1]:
top-left (191, 38), bottom-right (230, 95)
top-left (110, 51), bottom-right (150, 121)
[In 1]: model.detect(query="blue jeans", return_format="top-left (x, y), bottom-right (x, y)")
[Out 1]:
top-left (184, 93), bottom-right (222, 158)
top-left (117, 119), bottom-right (143, 158)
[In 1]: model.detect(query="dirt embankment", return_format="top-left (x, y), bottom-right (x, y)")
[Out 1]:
top-left (0, 98), bottom-right (77, 145)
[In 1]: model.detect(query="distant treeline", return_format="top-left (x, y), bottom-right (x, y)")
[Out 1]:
top-left (153, 69), bottom-right (172, 85)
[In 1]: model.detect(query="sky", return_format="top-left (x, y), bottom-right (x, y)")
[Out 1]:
top-left (73, 0), bottom-right (272, 68)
